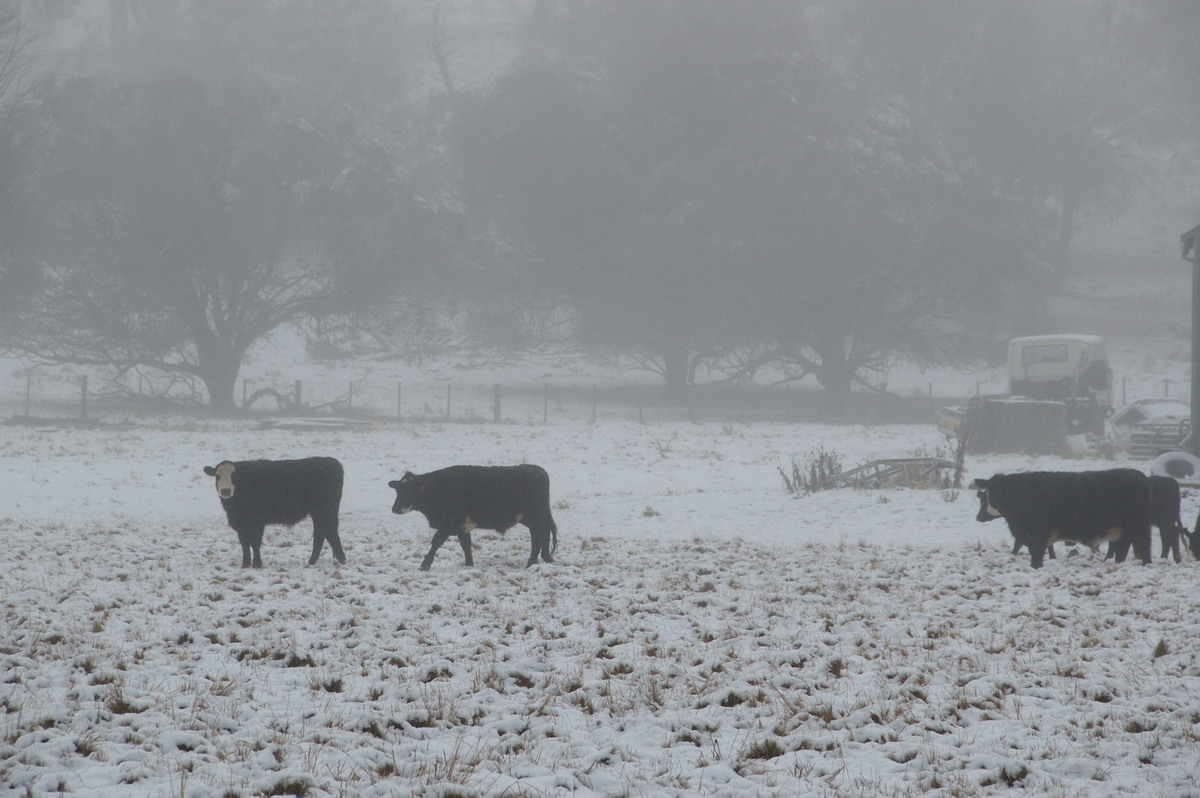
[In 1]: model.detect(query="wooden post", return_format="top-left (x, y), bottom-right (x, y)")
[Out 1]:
top-left (294, 379), bottom-right (302, 410)
top-left (80, 375), bottom-right (88, 419)
top-left (242, 379), bottom-right (247, 409)
top-left (397, 382), bottom-right (403, 421)
top-left (446, 383), bottom-right (452, 420)
top-left (493, 383), bottom-right (501, 422)
top-left (1183, 222), bottom-right (1200, 454)
top-left (24, 372), bottom-right (31, 417)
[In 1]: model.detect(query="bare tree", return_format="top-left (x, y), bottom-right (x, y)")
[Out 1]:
top-left (0, 1), bottom-right (46, 312)
top-left (11, 73), bottom-right (441, 413)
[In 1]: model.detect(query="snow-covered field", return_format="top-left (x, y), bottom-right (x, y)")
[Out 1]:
top-left (4, 416), bottom-right (1200, 797)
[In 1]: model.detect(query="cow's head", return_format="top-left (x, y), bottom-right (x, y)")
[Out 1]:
top-left (204, 461), bottom-right (238, 500)
top-left (388, 471), bottom-right (421, 514)
top-left (969, 477), bottom-right (1004, 523)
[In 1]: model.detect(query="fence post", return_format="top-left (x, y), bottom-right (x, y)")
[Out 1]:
top-left (446, 383), bottom-right (452, 421)
top-left (397, 382), bottom-right (403, 422)
top-left (24, 372), bottom-right (32, 417)
top-left (242, 379), bottom-right (247, 409)
top-left (294, 379), bottom-right (302, 411)
top-left (80, 375), bottom-right (88, 419)
top-left (493, 383), bottom-right (501, 422)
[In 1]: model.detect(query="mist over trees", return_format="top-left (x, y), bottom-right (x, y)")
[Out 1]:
top-left (0, 0), bottom-right (1196, 416)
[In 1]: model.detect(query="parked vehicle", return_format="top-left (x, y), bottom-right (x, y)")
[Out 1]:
top-left (1110, 397), bottom-right (1191, 458)
top-left (940, 334), bottom-right (1113, 453)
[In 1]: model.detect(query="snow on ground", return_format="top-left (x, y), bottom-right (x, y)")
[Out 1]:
top-left (3, 418), bottom-right (1200, 797)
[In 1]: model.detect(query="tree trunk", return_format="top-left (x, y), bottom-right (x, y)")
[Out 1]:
top-left (662, 348), bottom-right (689, 404)
top-left (197, 338), bottom-right (245, 416)
top-left (816, 349), bottom-right (854, 422)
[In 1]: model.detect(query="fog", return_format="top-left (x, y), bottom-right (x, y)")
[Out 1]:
top-left (1, 0), bottom-right (1197, 418)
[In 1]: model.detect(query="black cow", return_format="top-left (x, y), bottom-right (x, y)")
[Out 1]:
top-left (203, 457), bottom-right (346, 568)
top-left (1112, 475), bottom-right (1187, 563)
top-left (1014, 475), bottom-right (1188, 563)
top-left (972, 468), bottom-right (1152, 568)
top-left (389, 464), bottom-right (558, 571)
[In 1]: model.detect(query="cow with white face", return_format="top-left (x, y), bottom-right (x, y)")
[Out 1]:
top-left (971, 468), bottom-right (1152, 569)
top-left (203, 457), bottom-right (346, 568)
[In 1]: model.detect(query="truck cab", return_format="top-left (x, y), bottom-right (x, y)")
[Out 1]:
top-left (1006, 335), bottom-right (1112, 433)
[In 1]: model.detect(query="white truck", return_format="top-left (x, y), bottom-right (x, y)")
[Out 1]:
top-left (940, 334), bottom-right (1113, 453)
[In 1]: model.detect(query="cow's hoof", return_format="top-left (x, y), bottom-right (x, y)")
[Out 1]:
top-left (335, 556), bottom-right (346, 565)
top-left (419, 564), bottom-right (431, 572)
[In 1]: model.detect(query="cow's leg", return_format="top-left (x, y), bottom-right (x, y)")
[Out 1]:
top-left (457, 531), bottom-right (474, 567)
top-left (538, 526), bottom-right (555, 564)
top-left (306, 515), bottom-right (325, 565)
top-left (235, 528), bottom-right (254, 568)
top-left (309, 511), bottom-right (346, 565)
top-left (325, 515), bottom-right (346, 564)
top-left (420, 528), bottom-right (454, 571)
top-left (526, 526), bottom-right (552, 567)
top-left (248, 524), bottom-right (265, 568)
top-left (1132, 525), bottom-right (1152, 565)
top-left (1162, 525), bottom-right (1181, 563)
top-left (1013, 537), bottom-right (1054, 559)
top-left (1026, 530), bottom-right (1050, 569)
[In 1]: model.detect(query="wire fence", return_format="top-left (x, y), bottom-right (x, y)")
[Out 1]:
top-left (1, 367), bottom-right (960, 426)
